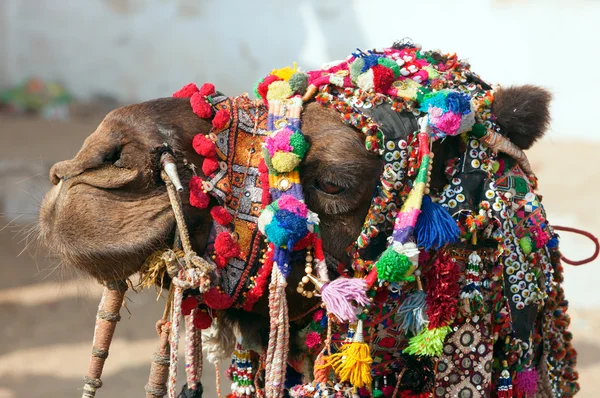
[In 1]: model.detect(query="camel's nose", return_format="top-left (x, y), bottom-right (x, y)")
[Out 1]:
top-left (50, 160), bottom-right (74, 185)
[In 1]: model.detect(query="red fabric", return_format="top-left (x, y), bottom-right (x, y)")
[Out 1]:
top-left (258, 158), bottom-right (271, 207)
top-left (210, 206), bottom-right (233, 226)
top-left (212, 109), bottom-right (231, 129)
top-left (214, 232), bottom-right (240, 259)
top-left (198, 83), bottom-right (216, 97)
top-left (372, 64), bottom-right (395, 93)
top-left (190, 92), bottom-right (213, 118)
top-left (242, 244), bottom-right (275, 311)
top-left (203, 287), bottom-right (234, 310)
top-left (425, 251), bottom-right (460, 329)
top-left (192, 134), bottom-right (217, 157)
top-left (189, 175), bottom-right (210, 209)
top-left (173, 83), bottom-right (199, 98)
top-left (202, 157), bottom-right (220, 176)
top-left (193, 309), bottom-right (212, 330)
top-left (257, 75), bottom-right (282, 100)
top-left (181, 296), bottom-right (199, 316)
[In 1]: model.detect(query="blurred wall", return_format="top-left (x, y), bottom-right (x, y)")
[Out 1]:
top-left (0, 0), bottom-right (598, 140)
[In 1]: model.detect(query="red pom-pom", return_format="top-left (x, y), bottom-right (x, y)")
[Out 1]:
top-left (193, 309), bottom-right (212, 330)
top-left (372, 64), bottom-right (395, 93)
top-left (258, 158), bottom-right (269, 174)
top-left (198, 83), bottom-right (216, 97)
top-left (202, 157), bottom-right (220, 176)
top-left (181, 296), bottom-right (199, 316)
top-left (257, 75), bottom-right (282, 100)
top-left (212, 109), bottom-right (230, 129)
top-left (190, 92), bottom-right (213, 118)
top-left (214, 254), bottom-right (228, 269)
top-left (203, 287), bottom-right (234, 310)
top-left (173, 83), bottom-right (199, 98)
top-left (214, 232), bottom-right (240, 259)
top-left (210, 206), bottom-right (233, 226)
top-left (189, 175), bottom-right (210, 209)
top-left (192, 134), bottom-right (217, 157)
top-left (381, 386), bottom-right (395, 397)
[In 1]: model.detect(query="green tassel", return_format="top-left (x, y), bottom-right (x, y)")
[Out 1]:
top-left (403, 325), bottom-right (452, 357)
top-left (375, 248), bottom-right (415, 283)
top-left (373, 389), bottom-right (384, 398)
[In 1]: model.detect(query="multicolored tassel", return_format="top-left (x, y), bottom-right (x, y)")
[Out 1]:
top-left (497, 360), bottom-right (514, 398)
top-left (396, 276), bottom-right (427, 335)
top-left (459, 251), bottom-right (487, 315)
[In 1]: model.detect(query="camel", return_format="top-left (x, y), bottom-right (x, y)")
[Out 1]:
top-left (39, 43), bottom-right (580, 398)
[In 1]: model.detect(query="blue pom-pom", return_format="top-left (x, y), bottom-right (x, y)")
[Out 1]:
top-left (445, 91), bottom-right (471, 115)
top-left (415, 195), bottom-right (460, 250)
top-left (274, 209), bottom-right (308, 248)
top-left (546, 236), bottom-right (559, 248)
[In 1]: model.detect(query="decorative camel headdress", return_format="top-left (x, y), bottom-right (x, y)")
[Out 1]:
top-left (79, 41), bottom-right (597, 398)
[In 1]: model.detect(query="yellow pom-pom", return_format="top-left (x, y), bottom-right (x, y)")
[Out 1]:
top-left (271, 151), bottom-right (300, 172)
top-left (271, 62), bottom-right (298, 81)
top-left (266, 81), bottom-right (293, 101)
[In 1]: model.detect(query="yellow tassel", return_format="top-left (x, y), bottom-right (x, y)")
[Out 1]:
top-left (270, 62), bottom-right (298, 81)
top-left (318, 320), bottom-right (372, 388)
top-left (137, 249), bottom-right (184, 297)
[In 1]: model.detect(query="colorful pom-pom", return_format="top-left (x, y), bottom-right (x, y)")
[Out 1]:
top-left (271, 151), bottom-right (301, 173)
top-left (519, 236), bottom-right (533, 255)
top-left (375, 248), bottom-right (415, 283)
top-left (402, 325), bottom-right (452, 357)
top-left (189, 176), bottom-right (210, 209)
top-left (210, 206), bottom-right (233, 226)
top-left (173, 83), bottom-right (199, 98)
top-left (192, 134), bottom-right (217, 158)
top-left (181, 296), bottom-right (199, 316)
top-left (193, 309), bottom-right (212, 330)
top-left (198, 83), bottom-right (216, 97)
top-left (264, 209), bottom-right (309, 249)
top-left (277, 195), bottom-right (308, 217)
top-left (214, 232), bottom-right (240, 259)
top-left (266, 81), bottom-right (293, 101)
top-left (372, 64), bottom-right (395, 93)
top-left (190, 92), bottom-right (213, 118)
top-left (202, 157), bottom-right (220, 176)
top-left (288, 72), bottom-right (309, 95)
top-left (289, 132), bottom-right (309, 158)
top-left (256, 75), bottom-right (282, 100)
top-left (305, 331), bottom-right (322, 349)
top-left (212, 109), bottom-right (230, 129)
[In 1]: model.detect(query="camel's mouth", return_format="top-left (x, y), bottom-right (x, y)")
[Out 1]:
top-left (39, 165), bottom-right (177, 282)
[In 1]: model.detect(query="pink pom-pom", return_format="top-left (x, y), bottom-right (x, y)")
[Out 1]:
top-left (189, 175), bottom-right (210, 209)
top-left (305, 331), bottom-right (322, 349)
top-left (181, 296), bottom-right (199, 316)
top-left (210, 206), bottom-right (233, 226)
top-left (265, 127), bottom-right (294, 157)
top-left (312, 309), bottom-right (324, 322)
top-left (277, 194), bottom-right (308, 217)
top-left (321, 277), bottom-right (369, 322)
top-left (198, 83), bottom-right (216, 97)
top-left (192, 134), bottom-right (217, 157)
top-left (434, 112), bottom-right (462, 135)
top-left (212, 109), bottom-right (230, 129)
top-left (173, 83), bottom-right (199, 98)
top-left (214, 232), bottom-right (240, 259)
top-left (190, 92), bottom-right (213, 118)
top-left (514, 369), bottom-right (538, 396)
top-left (202, 157), bottom-right (220, 176)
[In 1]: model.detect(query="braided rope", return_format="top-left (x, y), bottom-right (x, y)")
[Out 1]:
top-left (167, 281), bottom-right (183, 398)
top-left (265, 266), bottom-right (289, 398)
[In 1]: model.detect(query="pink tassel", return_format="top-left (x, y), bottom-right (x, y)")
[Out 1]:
top-left (321, 278), bottom-right (369, 322)
top-left (514, 369), bottom-right (538, 397)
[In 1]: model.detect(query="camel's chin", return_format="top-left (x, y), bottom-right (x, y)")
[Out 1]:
top-left (39, 179), bottom-right (176, 282)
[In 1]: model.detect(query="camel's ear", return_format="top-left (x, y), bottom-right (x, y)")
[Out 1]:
top-left (492, 85), bottom-right (552, 149)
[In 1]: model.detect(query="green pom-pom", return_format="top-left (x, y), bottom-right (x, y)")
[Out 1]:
top-left (470, 123), bottom-right (487, 138)
top-left (373, 389), bottom-right (384, 398)
top-left (520, 236), bottom-right (533, 254)
top-left (350, 58), bottom-right (365, 82)
top-left (262, 147), bottom-right (277, 175)
top-left (375, 248), bottom-right (415, 283)
top-left (403, 325), bottom-right (452, 357)
top-left (289, 72), bottom-right (308, 95)
top-left (253, 78), bottom-right (264, 99)
top-left (271, 152), bottom-right (301, 173)
top-left (415, 87), bottom-right (432, 104)
top-left (377, 57), bottom-right (400, 77)
top-left (290, 132), bottom-right (309, 159)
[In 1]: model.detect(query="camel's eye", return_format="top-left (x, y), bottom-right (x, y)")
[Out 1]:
top-left (315, 179), bottom-right (345, 195)
top-left (104, 147), bottom-right (123, 166)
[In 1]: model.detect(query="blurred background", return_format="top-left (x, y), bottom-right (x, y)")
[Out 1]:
top-left (0, 0), bottom-right (598, 397)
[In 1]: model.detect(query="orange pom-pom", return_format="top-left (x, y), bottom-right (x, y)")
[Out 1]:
top-left (173, 83), bottom-right (199, 98)
top-left (190, 92), bottom-right (213, 118)
top-left (202, 157), bottom-right (220, 176)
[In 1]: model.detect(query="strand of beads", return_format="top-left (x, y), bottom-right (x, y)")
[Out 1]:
top-left (229, 342), bottom-right (256, 398)
top-left (296, 247), bottom-right (317, 299)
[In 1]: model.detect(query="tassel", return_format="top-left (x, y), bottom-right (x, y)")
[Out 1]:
top-left (319, 320), bottom-right (373, 388)
top-left (414, 195), bottom-right (460, 250)
top-left (317, 277), bottom-right (370, 323)
top-left (514, 369), bottom-right (537, 398)
top-left (396, 277), bottom-right (427, 336)
top-left (403, 325), bottom-right (452, 357)
top-left (497, 361), bottom-right (514, 398)
top-left (459, 252), bottom-right (487, 316)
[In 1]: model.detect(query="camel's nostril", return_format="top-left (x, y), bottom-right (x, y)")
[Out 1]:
top-left (49, 162), bottom-right (64, 185)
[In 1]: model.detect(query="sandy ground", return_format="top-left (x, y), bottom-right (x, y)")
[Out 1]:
top-left (0, 113), bottom-right (598, 397)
